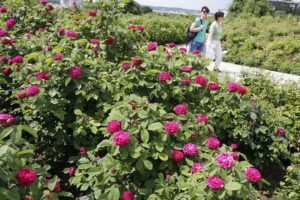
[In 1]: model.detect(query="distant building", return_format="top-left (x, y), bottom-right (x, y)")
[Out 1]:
top-left (269, 0), bottom-right (300, 15)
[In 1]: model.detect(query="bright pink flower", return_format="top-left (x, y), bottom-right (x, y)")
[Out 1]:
top-left (121, 191), bottom-right (134, 200)
top-left (107, 120), bottom-right (121, 134)
top-left (192, 50), bottom-right (201, 55)
top-left (16, 168), bottom-right (36, 186)
top-left (53, 53), bottom-right (63, 61)
top-left (16, 90), bottom-right (27, 100)
top-left (92, 47), bottom-right (98, 55)
top-left (129, 24), bottom-right (136, 30)
top-left (26, 85), bottom-right (40, 97)
top-left (106, 36), bottom-right (114, 44)
top-left (24, 33), bottom-right (32, 39)
top-left (237, 85), bottom-right (247, 95)
top-left (206, 176), bottom-right (224, 190)
top-left (12, 55), bottom-right (23, 63)
top-left (208, 83), bottom-right (220, 91)
top-left (0, 56), bottom-right (7, 62)
top-left (43, 179), bottom-right (61, 192)
top-left (113, 131), bottom-right (130, 147)
top-left (171, 150), bottom-right (184, 163)
top-left (173, 104), bottom-right (187, 115)
top-left (57, 28), bottom-right (65, 35)
top-left (179, 47), bottom-right (187, 52)
top-left (132, 58), bottom-right (142, 66)
top-left (90, 39), bottom-right (100, 45)
top-left (194, 75), bottom-right (206, 86)
top-left (183, 143), bottom-right (198, 156)
top-left (196, 114), bottom-right (208, 124)
top-left (182, 78), bottom-right (191, 85)
top-left (69, 167), bottom-right (75, 176)
top-left (227, 82), bottom-right (239, 92)
top-left (0, 113), bottom-right (14, 126)
top-left (191, 162), bottom-right (204, 173)
top-left (69, 66), bottom-right (82, 79)
top-left (231, 143), bottom-right (237, 149)
top-left (276, 128), bottom-right (285, 136)
top-left (166, 51), bottom-right (172, 59)
top-left (1, 38), bottom-right (15, 45)
top-left (66, 30), bottom-right (76, 38)
top-left (88, 10), bottom-right (97, 17)
top-left (250, 98), bottom-right (257, 104)
top-left (137, 25), bottom-right (144, 32)
top-left (40, 0), bottom-right (47, 4)
top-left (2, 68), bottom-right (11, 75)
top-left (7, 59), bottom-right (13, 65)
top-left (168, 42), bottom-right (176, 48)
top-left (5, 19), bottom-right (16, 28)
top-left (216, 152), bottom-right (235, 169)
top-left (244, 168), bottom-right (261, 183)
top-left (121, 62), bottom-right (131, 70)
top-left (0, 28), bottom-right (7, 37)
top-left (164, 121), bottom-right (180, 135)
top-left (80, 147), bottom-right (86, 155)
top-left (35, 72), bottom-right (50, 80)
top-left (147, 42), bottom-right (157, 52)
top-left (180, 66), bottom-right (192, 72)
top-left (231, 152), bottom-right (239, 160)
top-left (159, 71), bottom-right (172, 83)
top-left (0, 7), bottom-right (7, 13)
top-left (38, 27), bottom-right (46, 32)
top-left (47, 4), bottom-right (54, 11)
top-left (207, 137), bottom-right (220, 149)
top-left (25, 196), bottom-right (33, 200)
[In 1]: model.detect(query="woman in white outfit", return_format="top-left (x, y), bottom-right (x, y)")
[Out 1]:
top-left (60, 0), bottom-right (84, 8)
top-left (206, 11), bottom-right (225, 72)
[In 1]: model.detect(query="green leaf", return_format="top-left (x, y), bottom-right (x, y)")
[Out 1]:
top-left (148, 122), bottom-right (163, 131)
top-left (141, 130), bottom-right (149, 143)
top-left (91, 126), bottom-right (98, 134)
top-left (159, 153), bottom-right (168, 161)
top-left (225, 182), bottom-right (242, 191)
top-left (57, 192), bottom-right (74, 198)
top-left (108, 111), bottom-right (124, 121)
top-left (108, 186), bottom-right (120, 200)
top-left (74, 109), bottom-right (82, 115)
top-left (47, 177), bottom-right (58, 191)
top-left (96, 139), bottom-right (112, 150)
top-left (155, 142), bottom-right (164, 152)
top-left (0, 188), bottom-right (20, 200)
top-left (145, 69), bottom-right (160, 75)
top-left (144, 160), bottom-right (153, 170)
top-left (20, 125), bottom-right (38, 138)
top-left (138, 110), bottom-right (148, 119)
top-left (0, 127), bottom-right (13, 140)
top-left (15, 150), bottom-right (34, 155)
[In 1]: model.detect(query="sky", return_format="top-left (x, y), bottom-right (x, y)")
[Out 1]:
top-left (135, 0), bottom-right (234, 12)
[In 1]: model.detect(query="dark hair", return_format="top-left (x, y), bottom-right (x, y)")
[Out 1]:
top-left (201, 6), bottom-right (210, 13)
top-left (214, 11), bottom-right (224, 20)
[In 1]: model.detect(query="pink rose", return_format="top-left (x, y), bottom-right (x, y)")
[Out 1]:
top-left (40, 0), bottom-right (48, 4)
top-left (16, 90), bottom-right (27, 100)
top-left (16, 168), bottom-right (36, 186)
top-left (43, 179), bottom-right (61, 192)
top-left (53, 53), bottom-right (63, 61)
top-left (24, 33), bottom-right (32, 39)
top-left (90, 39), bottom-right (100, 45)
top-left (231, 143), bottom-right (237, 149)
top-left (196, 114), bottom-right (208, 124)
top-left (236, 85), bottom-right (247, 95)
top-left (147, 42), bottom-right (157, 52)
top-left (0, 28), bottom-right (7, 37)
top-left (0, 7), bottom-right (7, 13)
top-left (173, 104), bottom-right (187, 115)
top-left (183, 143), bottom-right (198, 156)
top-left (231, 152), bottom-right (239, 160)
top-left (5, 18), bottom-right (16, 28)
top-left (107, 120), bottom-right (121, 134)
top-left (35, 72), bottom-right (50, 80)
top-left (69, 66), bottom-right (82, 79)
top-left (215, 152), bottom-right (235, 169)
top-left (206, 176), bottom-right (224, 190)
top-left (26, 85), bottom-right (40, 97)
top-left (179, 47), bottom-right (187, 52)
top-left (244, 168), bottom-right (261, 183)
top-left (180, 66), bottom-right (192, 72)
top-left (171, 150), bottom-right (184, 163)
top-left (0, 56), bottom-right (7, 62)
top-left (208, 83), bottom-right (220, 91)
top-left (2, 68), bottom-right (11, 75)
top-left (106, 36), bottom-right (114, 44)
top-left (182, 78), bottom-right (191, 85)
top-left (137, 25), bottom-right (144, 32)
top-left (113, 131), bottom-right (130, 147)
top-left (25, 196), bottom-right (33, 200)
top-left (121, 62), bottom-right (131, 70)
top-left (121, 191), bottom-right (134, 200)
top-left (57, 28), bottom-right (65, 35)
top-left (276, 128), bottom-right (285, 136)
top-left (192, 50), bottom-right (201, 55)
top-left (69, 167), bottom-right (75, 176)
top-left (0, 113), bottom-right (14, 126)
top-left (207, 137), bottom-right (220, 149)
top-left (194, 75), bottom-right (206, 86)
top-left (12, 55), bottom-right (23, 63)
top-left (47, 4), bottom-right (54, 11)
top-left (132, 58), bottom-right (142, 66)
top-left (38, 27), bottom-right (46, 32)
top-left (66, 30), bottom-right (76, 38)
top-left (227, 82), bottom-right (239, 92)
top-left (129, 24), bottom-right (136, 30)
top-left (191, 162), bottom-right (204, 173)
top-left (88, 10), bottom-right (97, 17)
top-left (80, 147), bottom-right (86, 155)
top-left (168, 42), bottom-right (176, 48)
top-left (159, 71), bottom-right (172, 83)
top-left (164, 121), bottom-right (180, 135)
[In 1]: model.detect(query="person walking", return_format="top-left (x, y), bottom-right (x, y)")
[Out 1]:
top-left (188, 6), bottom-right (210, 54)
top-left (206, 11), bottom-right (225, 72)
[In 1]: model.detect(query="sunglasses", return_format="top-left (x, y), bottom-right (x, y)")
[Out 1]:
top-left (203, 10), bottom-right (209, 14)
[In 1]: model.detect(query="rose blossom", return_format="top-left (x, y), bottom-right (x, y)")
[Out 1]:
top-left (173, 104), bottom-right (187, 115)
top-left (69, 66), bottom-right (82, 79)
top-left (250, 98), bottom-right (257, 104)
top-left (0, 28), bottom-right (7, 37)
top-left (106, 36), bottom-right (114, 44)
top-left (208, 83), bottom-right (220, 91)
top-left (0, 56), bottom-right (7, 62)
top-left (182, 78), bottom-right (191, 85)
top-left (47, 4), bottom-right (54, 11)
top-left (244, 168), bottom-right (261, 183)
top-left (106, 120), bottom-right (121, 134)
top-left (121, 62), bottom-right (131, 70)
top-left (231, 152), bottom-right (239, 160)
top-left (5, 19), bottom-right (16, 28)
top-left (168, 42), bottom-right (176, 48)
top-left (231, 143), bottom-right (238, 149)
top-left (16, 168), bottom-right (36, 186)
top-left (183, 143), bottom-right (198, 156)
top-left (25, 196), bottom-right (33, 200)
top-left (207, 137), bottom-right (220, 149)
top-left (0, 7), bottom-right (7, 13)
top-left (237, 85), bottom-right (247, 95)
top-left (66, 30), bottom-right (76, 38)
top-left (57, 28), bottom-right (65, 35)
top-left (132, 58), bottom-right (142, 66)
top-left (147, 42), bottom-right (157, 52)
top-left (191, 162), bottom-right (204, 173)
top-left (89, 10), bottom-right (97, 17)
top-left (2, 68), bottom-right (11, 75)
top-left (42, 179), bottom-right (61, 192)
top-left (24, 33), bottom-right (32, 39)
top-left (129, 24), bottom-right (136, 30)
top-left (180, 66), bottom-right (192, 72)
top-left (215, 152), bottom-right (235, 169)
top-left (227, 82), bottom-right (239, 92)
top-left (69, 167), bottom-right (75, 176)
top-left (159, 71), bottom-right (172, 83)
top-left (0, 113), bottom-right (14, 126)
top-left (206, 176), bottom-right (224, 190)
top-left (113, 131), bottom-right (130, 147)
top-left (276, 128), bottom-right (285, 136)
top-left (80, 147), bottom-right (86, 155)
top-left (35, 72), bottom-right (50, 80)
top-left (90, 39), bottom-right (100, 45)
top-left (26, 85), bottom-right (40, 97)
top-left (121, 191), bottom-right (134, 200)
top-left (16, 90), bottom-right (27, 100)
top-left (40, 0), bottom-right (48, 4)
top-left (192, 50), bottom-right (201, 55)
top-left (137, 25), bottom-right (144, 32)
top-left (194, 75), bottom-right (206, 86)
top-left (53, 53), bottom-right (63, 60)
top-left (196, 114), bottom-right (208, 124)
top-left (179, 47), bottom-right (187, 52)
top-left (164, 121), bottom-right (180, 135)
top-left (171, 150), bottom-right (184, 163)
top-left (12, 55), bottom-right (23, 63)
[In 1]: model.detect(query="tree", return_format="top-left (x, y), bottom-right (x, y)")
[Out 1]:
top-left (229, 0), bottom-right (272, 16)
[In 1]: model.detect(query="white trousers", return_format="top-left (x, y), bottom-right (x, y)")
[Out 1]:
top-left (206, 40), bottom-right (223, 68)
top-left (60, 0), bottom-right (84, 8)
